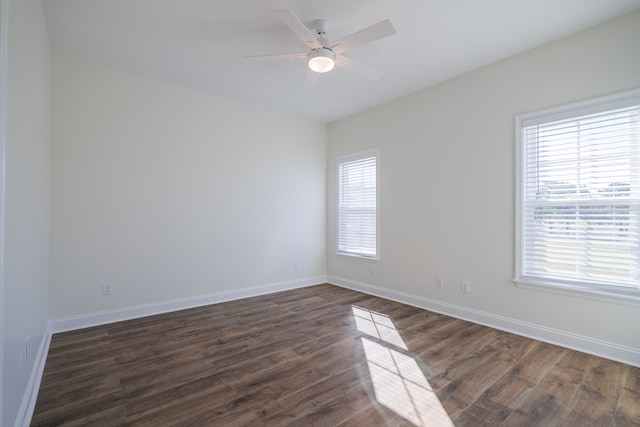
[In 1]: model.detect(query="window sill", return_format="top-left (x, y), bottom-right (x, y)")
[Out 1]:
top-left (513, 278), bottom-right (640, 307)
top-left (336, 252), bottom-right (379, 262)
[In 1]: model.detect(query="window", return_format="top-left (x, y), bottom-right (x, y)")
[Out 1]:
top-left (337, 150), bottom-right (378, 259)
top-left (515, 89), bottom-right (640, 302)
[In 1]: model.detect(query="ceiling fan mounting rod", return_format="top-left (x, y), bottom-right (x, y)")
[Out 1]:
top-left (313, 19), bottom-right (329, 36)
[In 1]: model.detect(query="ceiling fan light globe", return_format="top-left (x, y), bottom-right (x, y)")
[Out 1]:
top-left (308, 48), bottom-right (335, 73)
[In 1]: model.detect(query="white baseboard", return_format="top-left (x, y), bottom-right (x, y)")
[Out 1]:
top-left (328, 276), bottom-right (640, 368)
top-left (50, 276), bottom-right (327, 333)
top-left (14, 323), bottom-right (53, 427)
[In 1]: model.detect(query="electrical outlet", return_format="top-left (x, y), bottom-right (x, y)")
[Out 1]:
top-left (369, 265), bottom-right (376, 275)
top-left (435, 276), bottom-right (443, 288)
top-left (461, 280), bottom-right (470, 293)
top-left (103, 283), bottom-right (113, 296)
top-left (292, 261), bottom-right (299, 271)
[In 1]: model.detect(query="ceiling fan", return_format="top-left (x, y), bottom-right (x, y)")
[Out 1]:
top-left (246, 10), bottom-right (397, 90)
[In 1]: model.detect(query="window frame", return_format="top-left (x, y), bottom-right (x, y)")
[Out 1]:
top-left (336, 149), bottom-right (379, 261)
top-left (514, 89), bottom-right (640, 307)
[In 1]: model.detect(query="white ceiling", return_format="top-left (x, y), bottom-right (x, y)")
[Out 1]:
top-left (43, 0), bottom-right (640, 123)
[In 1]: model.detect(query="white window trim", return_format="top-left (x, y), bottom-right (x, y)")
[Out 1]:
top-left (336, 148), bottom-right (380, 261)
top-left (514, 88), bottom-right (640, 307)
top-left (513, 277), bottom-right (640, 307)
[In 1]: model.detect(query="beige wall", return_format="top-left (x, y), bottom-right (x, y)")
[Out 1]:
top-left (3, 0), bottom-right (51, 424)
top-left (328, 11), bottom-right (640, 349)
top-left (49, 58), bottom-right (327, 318)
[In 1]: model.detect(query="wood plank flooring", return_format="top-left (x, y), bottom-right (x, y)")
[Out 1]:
top-left (31, 284), bottom-right (640, 426)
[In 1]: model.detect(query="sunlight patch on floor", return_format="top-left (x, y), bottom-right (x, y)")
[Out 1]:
top-left (351, 306), bottom-right (408, 350)
top-left (353, 306), bottom-right (454, 426)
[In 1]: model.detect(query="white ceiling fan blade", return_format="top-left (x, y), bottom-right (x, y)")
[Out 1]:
top-left (244, 52), bottom-right (308, 60)
top-left (331, 19), bottom-right (396, 55)
top-left (303, 68), bottom-right (318, 92)
top-left (335, 55), bottom-right (384, 81)
top-left (273, 10), bottom-right (322, 50)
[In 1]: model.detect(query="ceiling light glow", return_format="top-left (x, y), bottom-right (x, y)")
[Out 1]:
top-left (308, 48), bottom-right (335, 73)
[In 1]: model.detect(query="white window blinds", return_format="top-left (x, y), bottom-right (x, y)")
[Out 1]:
top-left (517, 92), bottom-right (640, 296)
top-left (338, 151), bottom-right (377, 258)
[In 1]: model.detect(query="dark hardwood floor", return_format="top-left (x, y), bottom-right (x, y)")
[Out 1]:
top-left (32, 284), bottom-right (639, 426)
